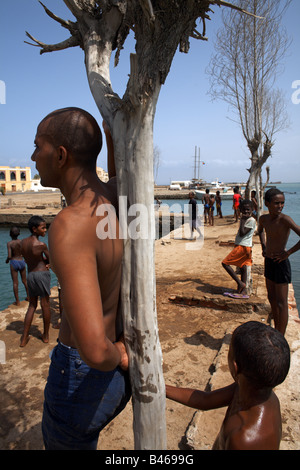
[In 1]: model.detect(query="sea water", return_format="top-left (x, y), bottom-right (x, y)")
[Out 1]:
top-left (0, 183), bottom-right (299, 311)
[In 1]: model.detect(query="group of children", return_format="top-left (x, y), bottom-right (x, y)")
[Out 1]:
top-left (202, 188), bottom-right (217, 225)
top-left (167, 186), bottom-right (300, 450)
top-left (5, 187), bottom-right (300, 450)
top-left (202, 185), bottom-right (249, 226)
top-left (222, 187), bottom-right (300, 336)
top-left (5, 215), bottom-right (51, 347)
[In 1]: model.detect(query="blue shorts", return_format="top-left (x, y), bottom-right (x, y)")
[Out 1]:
top-left (42, 341), bottom-right (131, 450)
top-left (10, 259), bottom-right (26, 271)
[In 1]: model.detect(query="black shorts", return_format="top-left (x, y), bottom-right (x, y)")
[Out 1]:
top-left (27, 270), bottom-right (51, 298)
top-left (264, 257), bottom-right (291, 284)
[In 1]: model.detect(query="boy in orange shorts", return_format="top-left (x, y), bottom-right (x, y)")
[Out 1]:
top-left (222, 200), bottom-right (256, 298)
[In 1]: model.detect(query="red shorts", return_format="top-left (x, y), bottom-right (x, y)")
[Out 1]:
top-left (222, 245), bottom-right (252, 267)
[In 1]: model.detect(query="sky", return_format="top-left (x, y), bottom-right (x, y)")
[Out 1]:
top-left (0, 0), bottom-right (299, 185)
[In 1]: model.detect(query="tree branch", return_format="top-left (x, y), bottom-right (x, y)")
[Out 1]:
top-left (138, 0), bottom-right (155, 22)
top-left (38, 1), bottom-right (77, 32)
top-left (25, 2), bottom-right (83, 53)
top-left (210, 0), bottom-right (265, 19)
top-left (25, 32), bottom-right (81, 54)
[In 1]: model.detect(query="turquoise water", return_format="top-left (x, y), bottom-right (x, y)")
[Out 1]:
top-left (157, 183), bottom-right (300, 309)
top-left (0, 183), bottom-right (299, 310)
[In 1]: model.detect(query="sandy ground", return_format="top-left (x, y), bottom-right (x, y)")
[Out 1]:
top-left (0, 192), bottom-right (300, 450)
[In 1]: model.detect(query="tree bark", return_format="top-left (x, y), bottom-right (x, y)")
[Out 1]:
top-left (82, 14), bottom-right (166, 447)
top-left (114, 104), bottom-right (167, 449)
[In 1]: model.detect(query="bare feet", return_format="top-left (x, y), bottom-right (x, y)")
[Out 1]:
top-left (41, 334), bottom-right (49, 344)
top-left (20, 335), bottom-right (30, 347)
top-left (237, 281), bottom-right (247, 294)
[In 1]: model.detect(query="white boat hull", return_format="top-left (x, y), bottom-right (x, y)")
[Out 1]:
top-left (195, 189), bottom-right (234, 200)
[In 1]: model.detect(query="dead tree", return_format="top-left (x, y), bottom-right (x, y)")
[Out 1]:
top-left (26, 0), bottom-right (251, 449)
top-left (207, 0), bottom-right (291, 218)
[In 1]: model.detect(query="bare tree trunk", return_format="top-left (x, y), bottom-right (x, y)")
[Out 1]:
top-left (245, 136), bottom-right (260, 199)
top-left (245, 134), bottom-right (273, 220)
top-left (113, 103), bottom-right (166, 449)
top-left (84, 20), bottom-right (166, 445)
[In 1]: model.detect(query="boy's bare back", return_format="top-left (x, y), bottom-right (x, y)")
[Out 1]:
top-left (21, 236), bottom-right (49, 273)
top-left (203, 193), bottom-right (210, 205)
top-left (7, 239), bottom-right (23, 260)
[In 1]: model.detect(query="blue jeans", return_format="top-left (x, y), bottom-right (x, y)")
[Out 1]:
top-left (42, 341), bottom-right (131, 450)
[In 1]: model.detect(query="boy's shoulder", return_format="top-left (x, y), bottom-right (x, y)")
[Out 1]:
top-left (260, 212), bottom-right (292, 225)
top-left (20, 235), bottom-right (32, 245)
top-left (259, 213), bottom-right (270, 224)
top-left (225, 396), bottom-right (281, 450)
top-left (245, 216), bottom-right (256, 225)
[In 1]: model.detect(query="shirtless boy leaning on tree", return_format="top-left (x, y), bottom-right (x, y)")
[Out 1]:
top-left (30, 107), bottom-right (130, 450)
top-left (258, 188), bottom-right (300, 335)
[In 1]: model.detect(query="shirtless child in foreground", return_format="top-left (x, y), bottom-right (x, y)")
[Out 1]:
top-left (166, 321), bottom-right (290, 450)
top-left (258, 187), bottom-right (300, 335)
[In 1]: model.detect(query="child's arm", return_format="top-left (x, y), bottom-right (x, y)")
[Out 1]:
top-left (257, 216), bottom-right (266, 256)
top-left (273, 216), bottom-right (300, 262)
top-left (42, 244), bottom-right (50, 266)
top-left (166, 383), bottom-right (236, 411)
top-left (238, 218), bottom-right (251, 237)
top-left (6, 241), bottom-right (11, 263)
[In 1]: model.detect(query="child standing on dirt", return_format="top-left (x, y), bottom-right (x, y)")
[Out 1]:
top-left (258, 187), bottom-right (300, 335)
top-left (166, 321), bottom-right (290, 450)
top-left (222, 200), bottom-right (256, 298)
top-left (20, 216), bottom-right (51, 347)
top-left (209, 194), bottom-right (215, 226)
top-left (202, 188), bottom-right (210, 224)
top-left (216, 191), bottom-right (223, 218)
top-left (6, 226), bottom-right (29, 305)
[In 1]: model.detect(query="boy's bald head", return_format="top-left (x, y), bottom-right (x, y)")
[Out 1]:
top-left (39, 107), bottom-right (102, 169)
